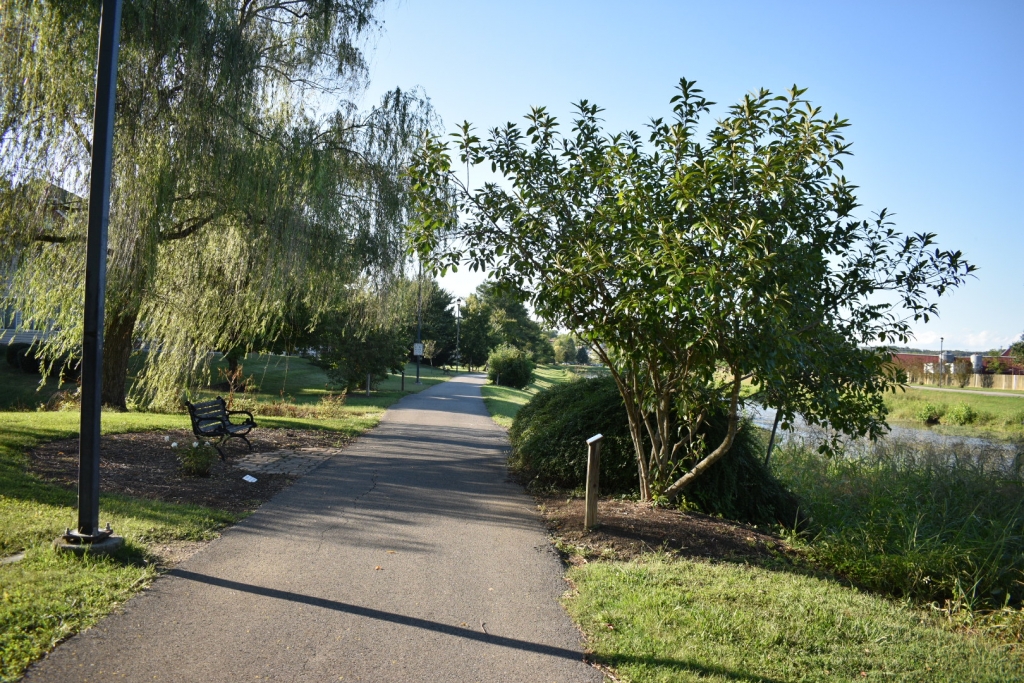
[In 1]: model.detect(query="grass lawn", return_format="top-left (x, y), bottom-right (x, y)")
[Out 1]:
top-left (0, 358), bottom-right (451, 681)
top-left (202, 355), bottom-right (452, 411)
top-left (884, 385), bottom-right (1024, 439)
top-left (0, 353), bottom-right (74, 411)
top-left (480, 364), bottom-right (578, 428)
top-left (565, 556), bottom-right (1024, 683)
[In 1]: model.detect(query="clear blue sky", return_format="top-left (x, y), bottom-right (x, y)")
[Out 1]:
top-left (360, 0), bottom-right (1022, 352)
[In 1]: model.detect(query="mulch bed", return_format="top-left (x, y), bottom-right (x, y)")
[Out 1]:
top-left (539, 496), bottom-right (790, 565)
top-left (27, 428), bottom-right (351, 514)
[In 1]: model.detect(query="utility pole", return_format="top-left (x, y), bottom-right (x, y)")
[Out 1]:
top-left (939, 336), bottom-right (944, 386)
top-left (59, 0), bottom-right (123, 554)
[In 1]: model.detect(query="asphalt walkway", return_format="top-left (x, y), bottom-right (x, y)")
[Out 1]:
top-left (26, 374), bottom-right (600, 683)
top-left (905, 384), bottom-right (1024, 398)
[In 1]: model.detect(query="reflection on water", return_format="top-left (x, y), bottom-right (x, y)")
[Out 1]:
top-left (746, 405), bottom-right (1021, 471)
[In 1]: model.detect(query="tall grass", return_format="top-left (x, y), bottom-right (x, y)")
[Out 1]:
top-left (773, 436), bottom-right (1024, 613)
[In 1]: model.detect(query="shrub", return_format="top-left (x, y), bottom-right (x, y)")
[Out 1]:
top-left (945, 402), bottom-right (978, 426)
top-left (915, 402), bottom-right (946, 424)
top-left (509, 376), bottom-right (637, 493)
top-left (773, 438), bottom-right (1024, 610)
top-left (487, 344), bottom-right (533, 389)
top-left (5, 342), bottom-right (30, 368)
top-left (15, 345), bottom-right (42, 374)
top-left (172, 439), bottom-right (217, 476)
top-left (509, 376), bottom-right (801, 527)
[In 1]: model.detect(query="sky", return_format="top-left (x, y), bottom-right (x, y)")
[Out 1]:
top-left (358, 0), bottom-right (1022, 352)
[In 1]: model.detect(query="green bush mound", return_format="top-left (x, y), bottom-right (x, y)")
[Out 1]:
top-left (509, 376), bottom-right (801, 527)
top-left (487, 343), bottom-right (534, 389)
top-left (946, 401), bottom-right (978, 426)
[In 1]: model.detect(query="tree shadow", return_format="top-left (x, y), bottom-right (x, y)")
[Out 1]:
top-left (171, 569), bottom-right (587, 662)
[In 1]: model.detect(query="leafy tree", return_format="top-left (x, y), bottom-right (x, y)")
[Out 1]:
top-left (409, 79), bottom-right (973, 501)
top-left (310, 284), bottom-right (412, 392)
top-left (418, 282), bottom-right (458, 365)
top-left (575, 345), bottom-right (590, 365)
top-left (1, 0), bottom-right (430, 409)
top-left (421, 339), bottom-right (438, 366)
top-left (553, 334), bottom-right (577, 364)
top-left (456, 294), bottom-right (492, 370)
top-left (1009, 335), bottom-right (1024, 369)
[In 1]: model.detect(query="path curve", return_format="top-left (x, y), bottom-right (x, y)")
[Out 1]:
top-left (26, 374), bottom-right (600, 683)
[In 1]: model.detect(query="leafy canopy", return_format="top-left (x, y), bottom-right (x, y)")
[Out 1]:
top-left (408, 78), bottom-right (974, 500)
top-left (0, 0), bottom-right (431, 408)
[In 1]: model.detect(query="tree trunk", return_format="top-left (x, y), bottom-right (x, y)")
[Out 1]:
top-left (662, 371), bottom-right (743, 501)
top-left (101, 311), bottom-right (138, 410)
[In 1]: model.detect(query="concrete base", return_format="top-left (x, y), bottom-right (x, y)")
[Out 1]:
top-left (53, 535), bottom-right (124, 556)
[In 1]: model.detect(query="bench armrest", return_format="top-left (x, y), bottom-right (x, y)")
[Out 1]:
top-left (226, 409), bottom-right (256, 424)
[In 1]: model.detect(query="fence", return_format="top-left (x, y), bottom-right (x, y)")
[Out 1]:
top-left (907, 373), bottom-right (1024, 392)
top-left (967, 373), bottom-right (1024, 391)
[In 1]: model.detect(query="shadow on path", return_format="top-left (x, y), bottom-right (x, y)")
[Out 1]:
top-left (172, 569), bottom-right (587, 663)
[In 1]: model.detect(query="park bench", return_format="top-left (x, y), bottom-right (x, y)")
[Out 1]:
top-left (185, 397), bottom-right (257, 459)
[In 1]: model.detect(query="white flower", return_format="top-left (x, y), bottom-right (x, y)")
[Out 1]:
top-left (192, 442), bottom-right (199, 448)
top-left (164, 436), bottom-right (170, 442)
top-left (204, 441), bottom-right (211, 446)
top-left (171, 442), bottom-right (178, 448)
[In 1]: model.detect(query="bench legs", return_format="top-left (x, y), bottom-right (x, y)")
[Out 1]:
top-left (212, 433), bottom-right (253, 461)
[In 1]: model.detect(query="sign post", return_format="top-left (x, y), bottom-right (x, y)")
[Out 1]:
top-left (584, 434), bottom-right (604, 530)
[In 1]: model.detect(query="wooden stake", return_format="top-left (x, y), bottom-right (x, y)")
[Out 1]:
top-left (584, 434), bottom-right (604, 530)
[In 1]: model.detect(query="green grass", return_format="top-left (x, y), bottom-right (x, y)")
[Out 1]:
top-left (0, 352), bottom-right (74, 411)
top-left (772, 437), bottom-right (1024, 613)
top-left (0, 411), bottom-right (242, 681)
top-left (0, 358), bottom-right (449, 681)
top-left (480, 364), bottom-right (577, 428)
top-left (202, 355), bottom-right (452, 411)
top-left (565, 556), bottom-right (1024, 682)
top-left (885, 386), bottom-right (1024, 439)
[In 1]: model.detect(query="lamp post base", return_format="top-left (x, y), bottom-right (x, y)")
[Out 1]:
top-left (53, 527), bottom-right (124, 556)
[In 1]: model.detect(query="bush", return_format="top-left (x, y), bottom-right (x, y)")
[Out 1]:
top-left (509, 376), bottom-right (801, 527)
top-left (172, 439), bottom-right (217, 476)
top-left (15, 346), bottom-right (42, 374)
top-left (915, 402), bottom-right (946, 424)
top-left (487, 344), bottom-right (534, 389)
top-left (945, 402), bottom-right (978, 426)
top-left (5, 342), bottom-right (30, 368)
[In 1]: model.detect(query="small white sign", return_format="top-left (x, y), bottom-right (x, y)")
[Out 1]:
top-left (413, 342), bottom-right (424, 357)
top-left (242, 475), bottom-right (258, 483)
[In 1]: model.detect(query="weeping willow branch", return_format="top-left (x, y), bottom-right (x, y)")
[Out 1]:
top-left (1, 0), bottom-right (436, 409)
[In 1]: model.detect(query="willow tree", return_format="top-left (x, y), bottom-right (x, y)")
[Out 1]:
top-left (0, 0), bottom-right (429, 409)
top-left (409, 79), bottom-right (975, 502)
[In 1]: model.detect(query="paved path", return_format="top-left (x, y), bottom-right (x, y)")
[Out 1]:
top-left (905, 384), bottom-right (1024, 398)
top-left (27, 375), bottom-right (600, 683)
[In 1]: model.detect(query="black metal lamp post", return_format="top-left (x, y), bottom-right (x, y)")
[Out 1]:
top-left (59, 0), bottom-right (123, 551)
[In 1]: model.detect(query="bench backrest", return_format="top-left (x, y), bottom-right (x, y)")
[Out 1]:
top-left (186, 397), bottom-right (228, 427)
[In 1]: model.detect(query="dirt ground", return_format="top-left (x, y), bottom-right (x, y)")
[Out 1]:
top-left (28, 428), bottom-right (351, 514)
top-left (538, 496), bottom-right (790, 565)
